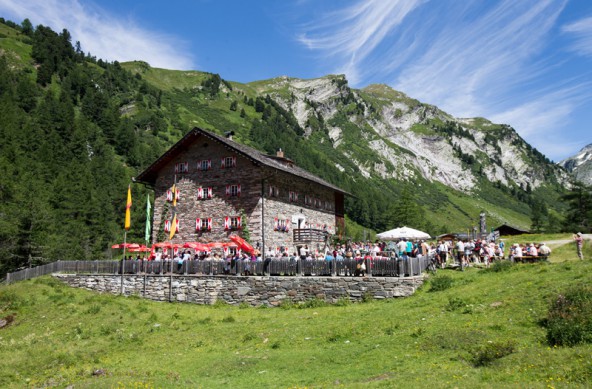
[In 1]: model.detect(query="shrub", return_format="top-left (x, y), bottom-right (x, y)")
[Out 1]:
top-left (545, 285), bottom-right (592, 346)
top-left (446, 297), bottom-right (466, 312)
top-left (299, 297), bottom-right (328, 309)
top-left (487, 260), bottom-right (514, 273)
top-left (468, 340), bottom-right (515, 367)
top-left (429, 275), bottom-right (454, 292)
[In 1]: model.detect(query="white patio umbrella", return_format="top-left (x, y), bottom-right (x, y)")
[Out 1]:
top-left (376, 226), bottom-right (431, 241)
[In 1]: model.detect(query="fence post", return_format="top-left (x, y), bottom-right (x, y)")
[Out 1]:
top-left (6, 272), bottom-right (10, 284)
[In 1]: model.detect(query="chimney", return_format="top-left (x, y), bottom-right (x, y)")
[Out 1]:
top-left (224, 131), bottom-right (235, 141)
top-left (277, 148), bottom-right (284, 158)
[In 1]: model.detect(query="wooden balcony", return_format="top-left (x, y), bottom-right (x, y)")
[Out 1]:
top-left (292, 228), bottom-right (329, 244)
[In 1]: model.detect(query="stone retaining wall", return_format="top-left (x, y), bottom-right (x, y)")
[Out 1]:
top-left (54, 274), bottom-right (424, 306)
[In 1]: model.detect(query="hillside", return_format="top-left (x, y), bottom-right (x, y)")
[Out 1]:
top-left (0, 19), bottom-right (585, 274)
top-left (1, 241), bottom-right (591, 387)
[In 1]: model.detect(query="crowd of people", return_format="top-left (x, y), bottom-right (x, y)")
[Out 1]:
top-left (119, 232), bottom-right (588, 277)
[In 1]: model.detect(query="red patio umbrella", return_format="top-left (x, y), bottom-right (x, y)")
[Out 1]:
top-left (206, 242), bottom-right (227, 249)
top-left (228, 234), bottom-right (255, 254)
top-left (183, 242), bottom-right (210, 251)
top-left (152, 242), bottom-right (173, 249)
top-left (111, 243), bottom-right (140, 249)
top-left (128, 245), bottom-right (151, 252)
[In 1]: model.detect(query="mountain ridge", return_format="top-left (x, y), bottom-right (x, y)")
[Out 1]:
top-left (559, 144), bottom-right (592, 185)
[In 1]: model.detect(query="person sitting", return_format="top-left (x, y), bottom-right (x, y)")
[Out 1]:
top-left (529, 243), bottom-right (538, 257)
top-left (538, 243), bottom-right (551, 258)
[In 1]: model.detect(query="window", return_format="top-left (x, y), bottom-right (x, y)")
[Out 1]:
top-left (224, 216), bottom-right (242, 230)
top-left (274, 218), bottom-right (290, 232)
top-left (221, 156), bottom-right (236, 169)
top-left (198, 159), bottom-right (211, 171)
top-left (166, 188), bottom-right (181, 202)
top-left (197, 187), bottom-right (213, 200)
top-left (289, 191), bottom-right (299, 202)
top-left (226, 184), bottom-right (241, 197)
top-left (164, 219), bottom-right (179, 233)
top-left (196, 218), bottom-right (212, 231)
top-left (269, 185), bottom-right (279, 197)
top-left (174, 162), bottom-right (189, 173)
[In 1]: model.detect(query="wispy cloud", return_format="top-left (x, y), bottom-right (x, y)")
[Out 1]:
top-left (489, 82), bottom-right (591, 159)
top-left (0, 0), bottom-right (195, 69)
top-left (296, 0), bottom-right (424, 85)
top-left (563, 16), bottom-right (592, 57)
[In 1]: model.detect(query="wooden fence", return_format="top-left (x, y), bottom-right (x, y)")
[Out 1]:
top-left (5, 255), bottom-right (434, 284)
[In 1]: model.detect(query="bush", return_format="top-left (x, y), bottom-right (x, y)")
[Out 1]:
top-left (429, 275), bottom-right (454, 292)
top-left (487, 260), bottom-right (514, 273)
top-left (468, 340), bottom-right (515, 367)
top-left (545, 285), bottom-right (592, 346)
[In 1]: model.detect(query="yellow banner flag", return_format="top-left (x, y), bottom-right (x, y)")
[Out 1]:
top-left (171, 183), bottom-right (177, 207)
top-left (169, 183), bottom-right (177, 239)
top-left (124, 185), bottom-right (132, 230)
top-left (169, 214), bottom-right (177, 240)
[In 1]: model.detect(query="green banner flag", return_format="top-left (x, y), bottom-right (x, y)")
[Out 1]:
top-left (145, 195), bottom-right (151, 244)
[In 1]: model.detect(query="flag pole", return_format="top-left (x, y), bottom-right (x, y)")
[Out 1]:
top-left (169, 175), bottom-right (177, 302)
top-left (122, 184), bottom-right (132, 295)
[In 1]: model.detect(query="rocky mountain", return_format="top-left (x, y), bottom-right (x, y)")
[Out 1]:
top-left (559, 144), bottom-right (592, 185)
top-left (252, 76), bottom-right (569, 193)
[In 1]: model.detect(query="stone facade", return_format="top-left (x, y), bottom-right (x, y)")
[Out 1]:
top-left (54, 274), bottom-right (423, 306)
top-left (143, 129), bottom-right (346, 255)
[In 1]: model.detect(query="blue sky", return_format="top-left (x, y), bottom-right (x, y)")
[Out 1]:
top-left (1, 0), bottom-right (591, 162)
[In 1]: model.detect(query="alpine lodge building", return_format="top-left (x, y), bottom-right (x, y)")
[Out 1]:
top-left (135, 128), bottom-right (348, 258)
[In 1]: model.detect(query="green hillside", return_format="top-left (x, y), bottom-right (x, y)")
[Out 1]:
top-left (1, 242), bottom-right (591, 387)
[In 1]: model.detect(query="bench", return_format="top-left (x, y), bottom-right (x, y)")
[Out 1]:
top-left (513, 255), bottom-right (549, 263)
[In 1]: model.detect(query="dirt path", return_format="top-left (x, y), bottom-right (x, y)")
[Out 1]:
top-left (544, 234), bottom-right (591, 248)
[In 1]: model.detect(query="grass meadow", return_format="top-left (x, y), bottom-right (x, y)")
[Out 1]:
top-left (1, 236), bottom-right (591, 388)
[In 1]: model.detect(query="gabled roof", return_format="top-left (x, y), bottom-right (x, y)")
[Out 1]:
top-left (135, 127), bottom-right (348, 194)
top-left (494, 224), bottom-right (530, 235)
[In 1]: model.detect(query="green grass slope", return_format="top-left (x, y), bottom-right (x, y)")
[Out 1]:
top-left (1, 241), bottom-right (591, 388)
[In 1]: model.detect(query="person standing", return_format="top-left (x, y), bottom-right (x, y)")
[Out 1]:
top-left (574, 232), bottom-right (584, 260)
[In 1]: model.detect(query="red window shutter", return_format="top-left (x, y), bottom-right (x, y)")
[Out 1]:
top-left (184, 162), bottom-right (189, 172)
top-left (221, 158), bottom-right (226, 169)
top-left (196, 218), bottom-right (201, 231)
top-left (224, 216), bottom-right (230, 230)
top-left (207, 160), bottom-right (212, 170)
top-left (175, 219), bottom-right (180, 232)
top-left (232, 156), bottom-right (236, 167)
top-left (174, 164), bottom-right (179, 173)
top-left (164, 220), bottom-right (170, 232)
top-left (237, 184), bottom-right (241, 197)
top-left (197, 187), bottom-right (203, 199)
top-left (207, 187), bottom-right (213, 198)
top-left (295, 192), bottom-right (299, 202)
top-left (225, 185), bottom-right (230, 196)
top-left (237, 216), bottom-right (242, 229)
top-left (285, 219), bottom-right (290, 232)
top-left (207, 218), bottom-right (212, 230)
top-left (274, 217), bottom-right (278, 231)
top-left (166, 190), bottom-right (172, 202)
